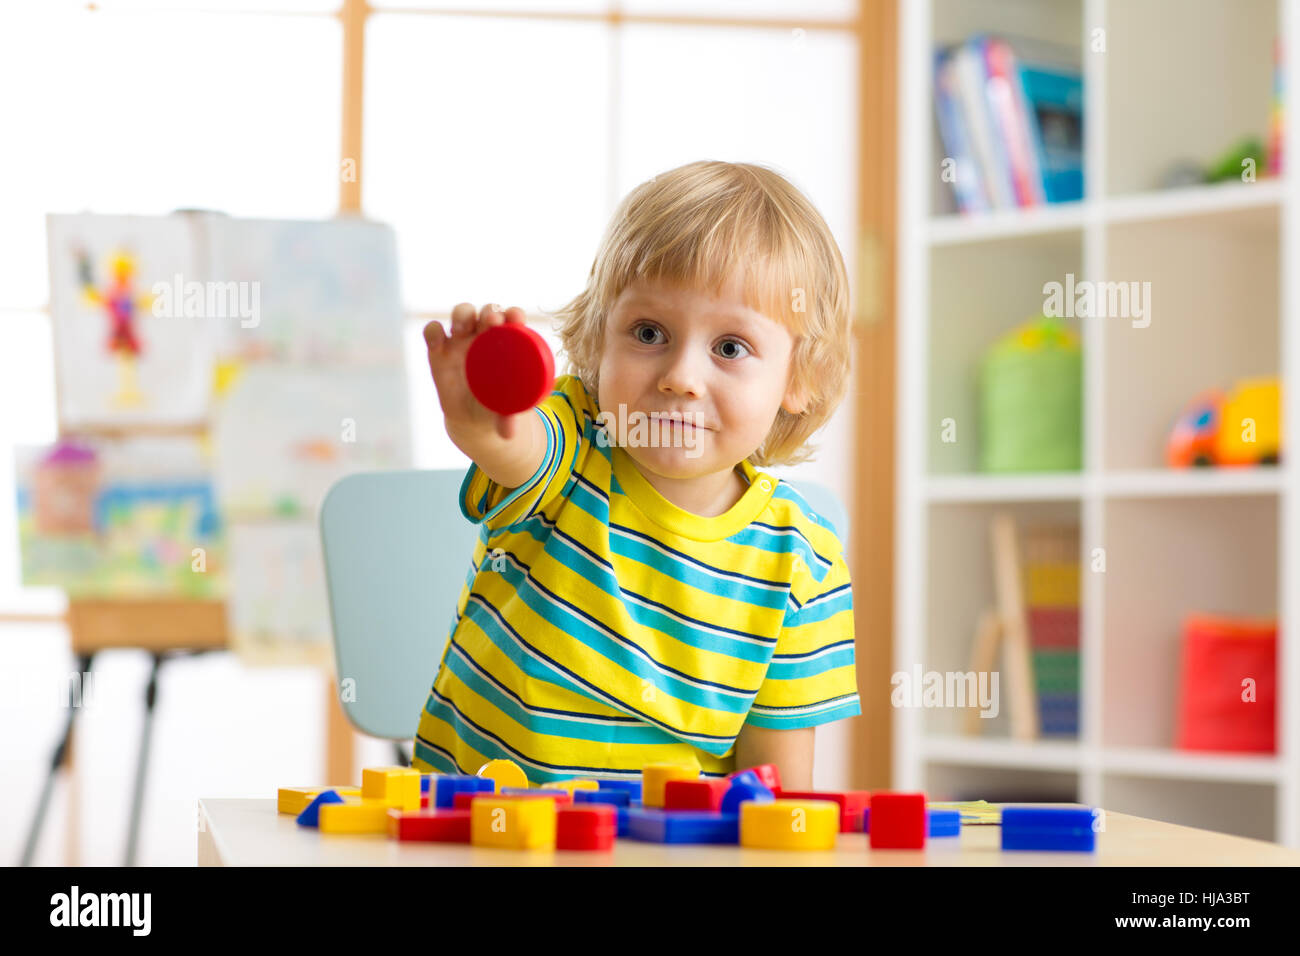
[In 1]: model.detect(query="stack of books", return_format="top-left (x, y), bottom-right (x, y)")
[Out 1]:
top-left (934, 35), bottom-right (1084, 213)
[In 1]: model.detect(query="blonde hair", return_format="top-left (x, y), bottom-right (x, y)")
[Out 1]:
top-left (548, 160), bottom-right (852, 468)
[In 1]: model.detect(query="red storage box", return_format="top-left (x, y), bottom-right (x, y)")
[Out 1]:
top-left (1175, 615), bottom-right (1277, 753)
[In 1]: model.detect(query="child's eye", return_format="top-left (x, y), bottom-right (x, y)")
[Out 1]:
top-left (631, 322), bottom-right (663, 345)
top-left (717, 338), bottom-right (750, 360)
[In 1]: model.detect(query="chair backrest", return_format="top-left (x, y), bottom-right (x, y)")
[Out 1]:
top-left (320, 469), bottom-right (848, 741)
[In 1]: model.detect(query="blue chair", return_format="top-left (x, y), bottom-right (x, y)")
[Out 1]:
top-left (319, 468), bottom-right (848, 742)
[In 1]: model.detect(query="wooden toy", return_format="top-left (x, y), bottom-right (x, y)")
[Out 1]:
top-left (868, 792), bottom-right (927, 849)
top-left (435, 775), bottom-right (494, 809)
top-left (720, 778), bottom-right (774, 815)
top-left (277, 785), bottom-right (361, 815)
top-left (728, 763), bottom-right (782, 793)
top-left (465, 322), bottom-right (555, 416)
top-left (777, 789), bottom-right (871, 833)
top-left (500, 787), bottom-right (572, 804)
top-left (595, 779), bottom-right (642, 800)
top-left (470, 797), bottom-right (558, 849)
top-left (928, 809), bottom-right (962, 837)
top-left (664, 778), bottom-right (730, 811)
top-left (641, 762), bottom-right (700, 808)
top-left (476, 758), bottom-right (529, 791)
top-left (540, 778), bottom-right (600, 796)
top-left (740, 799), bottom-right (839, 850)
top-left (556, 805), bottom-right (618, 851)
top-left (574, 789), bottom-right (631, 808)
top-left (626, 809), bottom-right (739, 844)
top-left (296, 790), bottom-right (345, 828)
top-left (387, 809), bottom-right (473, 843)
top-left (1001, 807), bottom-right (1098, 851)
top-left (318, 800), bottom-right (394, 834)
top-left (862, 807), bottom-right (963, 838)
top-left (452, 791), bottom-right (488, 811)
top-left (361, 766), bottom-right (421, 812)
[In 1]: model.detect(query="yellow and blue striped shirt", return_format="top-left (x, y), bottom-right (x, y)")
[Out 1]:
top-left (412, 374), bottom-right (859, 783)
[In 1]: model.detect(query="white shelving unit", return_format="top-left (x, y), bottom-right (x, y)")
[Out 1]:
top-left (896, 0), bottom-right (1300, 845)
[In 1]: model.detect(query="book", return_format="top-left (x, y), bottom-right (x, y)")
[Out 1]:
top-left (934, 49), bottom-right (991, 213)
top-left (952, 41), bottom-right (1017, 208)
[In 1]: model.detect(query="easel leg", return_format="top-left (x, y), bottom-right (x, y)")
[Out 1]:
top-left (326, 672), bottom-right (355, 785)
top-left (20, 652), bottom-right (93, 867)
top-left (125, 652), bottom-right (163, 867)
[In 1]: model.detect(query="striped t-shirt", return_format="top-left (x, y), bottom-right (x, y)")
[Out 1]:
top-left (412, 373), bottom-right (859, 783)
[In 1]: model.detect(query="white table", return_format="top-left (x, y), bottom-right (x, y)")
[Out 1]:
top-left (198, 799), bottom-right (1300, 866)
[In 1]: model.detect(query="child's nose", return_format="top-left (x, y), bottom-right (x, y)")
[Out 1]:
top-left (657, 351), bottom-right (706, 398)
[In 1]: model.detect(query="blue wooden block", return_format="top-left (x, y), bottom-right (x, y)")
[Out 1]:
top-left (435, 774), bottom-right (494, 809)
top-left (1000, 807), bottom-right (1098, 852)
top-left (719, 779), bottom-right (774, 815)
top-left (420, 773), bottom-right (436, 793)
top-left (574, 789), bottom-right (631, 808)
top-left (728, 770), bottom-right (764, 789)
top-left (626, 808), bottom-right (739, 844)
top-left (928, 809), bottom-right (961, 837)
top-left (296, 789), bottom-right (344, 828)
top-left (596, 779), bottom-right (642, 800)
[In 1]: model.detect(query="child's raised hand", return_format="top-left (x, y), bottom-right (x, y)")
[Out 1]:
top-left (425, 302), bottom-right (530, 442)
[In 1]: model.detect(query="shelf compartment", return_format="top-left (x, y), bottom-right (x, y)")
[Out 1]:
top-left (1105, 0), bottom-right (1277, 198)
top-left (929, 232), bottom-right (1084, 476)
top-left (1102, 495), bottom-right (1278, 749)
top-left (927, 500), bottom-right (1083, 739)
top-left (1103, 205), bottom-right (1279, 471)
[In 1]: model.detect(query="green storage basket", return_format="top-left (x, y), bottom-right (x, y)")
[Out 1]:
top-left (979, 317), bottom-right (1082, 472)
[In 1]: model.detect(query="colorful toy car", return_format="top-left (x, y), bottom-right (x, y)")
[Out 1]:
top-left (1167, 379), bottom-right (1281, 467)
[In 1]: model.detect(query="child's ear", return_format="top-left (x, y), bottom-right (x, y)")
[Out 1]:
top-left (782, 382), bottom-right (809, 416)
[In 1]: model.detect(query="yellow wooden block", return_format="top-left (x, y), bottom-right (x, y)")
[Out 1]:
top-left (318, 799), bottom-right (394, 834)
top-left (361, 766), bottom-right (422, 811)
top-left (277, 786), bottom-right (361, 815)
top-left (641, 762), bottom-right (700, 808)
top-left (540, 779), bottom-right (601, 796)
top-left (1025, 564), bottom-right (1079, 606)
top-left (477, 758), bottom-right (529, 791)
top-left (470, 797), bottom-right (557, 849)
top-left (740, 800), bottom-right (839, 850)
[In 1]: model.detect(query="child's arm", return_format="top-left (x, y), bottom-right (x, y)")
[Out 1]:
top-left (733, 724), bottom-right (815, 791)
top-left (425, 302), bottom-right (547, 489)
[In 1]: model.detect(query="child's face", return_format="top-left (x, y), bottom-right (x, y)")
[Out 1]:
top-left (597, 274), bottom-right (807, 482)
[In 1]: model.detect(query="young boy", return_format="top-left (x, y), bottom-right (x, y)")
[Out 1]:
top-left (417, 160), bottom-right (857, 790)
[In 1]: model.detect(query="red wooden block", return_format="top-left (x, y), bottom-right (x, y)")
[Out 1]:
top-left (465, 322), bottom-right (556, 416)
top-left (728, 763), bottom-right (782, 793)
top-left (779, 790), bottom-right (871, 833)
top-left (453, 790), bottom-right (485, 811)
top-left (556, 805), bottom-right (617, 851)
top-left (664, 778), bottom-right (730, 811)
top-left (868, 792), bottom-right (926, 849)
top-left (388, 809), bottom-right (472, 843)
top-left (420, 794), bottom-right (429, 810)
